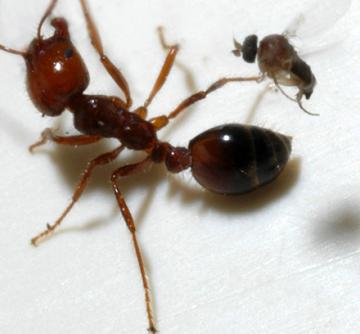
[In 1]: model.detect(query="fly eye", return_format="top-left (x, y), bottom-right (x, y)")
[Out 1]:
top-left (64, 48), bottom-right (74, 58)
top-left (242, 35), bottom-right (258, 63)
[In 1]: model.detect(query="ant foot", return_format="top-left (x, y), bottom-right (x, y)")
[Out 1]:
top-left (31, 222), bottom-right (55, 246)
top-left (148, 325), bottom-right (158, 333)
top-left (28, 128), bottom-right (52, 153)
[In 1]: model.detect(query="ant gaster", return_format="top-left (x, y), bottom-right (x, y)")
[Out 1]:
top-left (0, 0), bottom-right (292, 332)
top-left (233, 33), bottom-right (318, 116)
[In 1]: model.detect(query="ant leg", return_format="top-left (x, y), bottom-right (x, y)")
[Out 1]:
top-left (133, 106), bottom-right (148, 119)
top-left (142, 27), bottom-right (179, 109)
top-left (110, 157), bottom-right (157, 333)
top-left (31, 145), bottom-right (124, 246)
top-left (79, 0), bottom-right (132, 108)
top-left (132, 28), bottom-right (179, 119)
top-left (29, 128), bottom-right (102, 152)
top-left (150, 75), bottom-right (261, 130)
top-left (37, 0), bottom-right (59, 39)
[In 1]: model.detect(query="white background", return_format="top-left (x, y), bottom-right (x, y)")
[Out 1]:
top-left (0, 0), bottom-right (359, 333)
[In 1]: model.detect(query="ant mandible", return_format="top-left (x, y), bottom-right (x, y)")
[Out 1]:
top-left (0, 0), bottom-right (292, 332)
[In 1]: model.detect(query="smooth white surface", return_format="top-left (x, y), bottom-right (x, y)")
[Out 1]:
top-left (0, 0), bottom-right (359, 333)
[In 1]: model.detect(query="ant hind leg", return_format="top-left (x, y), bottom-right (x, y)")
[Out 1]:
top-left (110, 157), bottom-right (157, 333)
top-left (31, 145), bottom-right (124, 246)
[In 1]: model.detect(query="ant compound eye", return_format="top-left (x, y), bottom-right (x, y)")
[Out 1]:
top-left (242, 35), bottom-right (258, 63)
top-left (64, 48), bottom-right (74, 58)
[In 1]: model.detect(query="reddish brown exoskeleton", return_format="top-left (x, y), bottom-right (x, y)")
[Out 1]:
top-left (0, 0), bottom-right (293, 332)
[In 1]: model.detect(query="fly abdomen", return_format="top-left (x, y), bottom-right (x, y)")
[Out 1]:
top-left (291, 56), bottom-right (316, 99)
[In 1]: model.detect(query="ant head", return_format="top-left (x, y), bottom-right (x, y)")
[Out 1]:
top-left (25, 17), bottom-right (89, 116)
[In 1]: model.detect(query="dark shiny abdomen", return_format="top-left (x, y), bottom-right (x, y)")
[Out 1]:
top-left (189, 124), bottom-right (292, 195)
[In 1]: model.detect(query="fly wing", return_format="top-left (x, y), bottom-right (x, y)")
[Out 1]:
top-left (283, 0), bottom-right (352, 56)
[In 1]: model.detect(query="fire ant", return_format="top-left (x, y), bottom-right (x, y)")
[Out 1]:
top-left (232, 33), bottom-right (318, 116)
top-left (0, 0), bottom-right (293, 332)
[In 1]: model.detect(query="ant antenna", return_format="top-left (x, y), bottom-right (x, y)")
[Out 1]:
top-left (37, 0), bottom-right (58, 39)
top-left (0, 0), bottom-right (58, 56)
top-left (0, 44), bottom-right (26, 56)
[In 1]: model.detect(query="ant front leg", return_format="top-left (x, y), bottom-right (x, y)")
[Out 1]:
top-left (142, 27), bottom-right (179, 109)
top-left (132, 28), bottom-right (180, 120)
top-left (79, 0), bottom-right (132, 108)
top-left (29, 128), bottom-right (102, 152)
top-left (110, 157), bottom-right (157, 333)
top-left (31, 145), bottom-right (124, 246)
